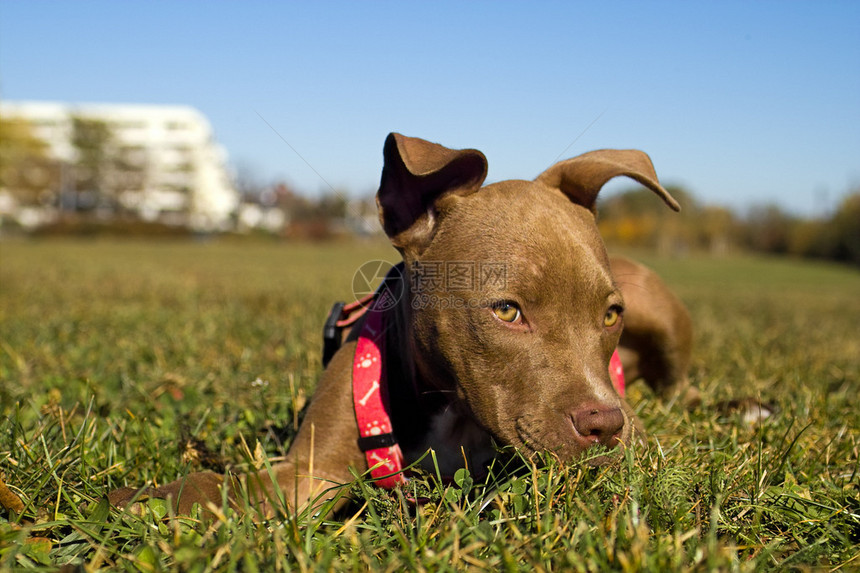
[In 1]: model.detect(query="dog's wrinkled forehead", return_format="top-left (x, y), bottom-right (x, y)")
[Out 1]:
top-left (425, 180), bottom-right (614, 302)
top-left (431, 178), bottom-right (607, 262)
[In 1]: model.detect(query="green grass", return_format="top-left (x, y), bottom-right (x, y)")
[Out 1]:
top-left (1, 238), bottom-right (858, 571)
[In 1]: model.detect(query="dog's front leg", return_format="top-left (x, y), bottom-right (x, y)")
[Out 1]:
top-left (245, 340), bottom-right (366, 518)
top-left (109, 342), bottom-right (366, 518)
top-left (108, 470), bottom-right (236, 516)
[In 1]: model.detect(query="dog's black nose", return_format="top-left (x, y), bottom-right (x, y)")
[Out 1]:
top-left (571, 406), bottom-right (625, 448)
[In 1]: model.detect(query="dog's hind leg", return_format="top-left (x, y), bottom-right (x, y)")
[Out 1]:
top-left (611, 257), bottom-right (699, 407)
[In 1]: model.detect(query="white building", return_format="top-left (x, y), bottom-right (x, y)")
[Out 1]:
top-left (0, 101), bottom-right (239, 230)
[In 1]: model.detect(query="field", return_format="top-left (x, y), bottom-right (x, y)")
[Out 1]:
top-left (1, 238), bottom-right (858, 571)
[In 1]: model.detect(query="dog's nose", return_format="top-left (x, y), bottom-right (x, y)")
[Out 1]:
top-left (571, 406), bottom-right (625, 448)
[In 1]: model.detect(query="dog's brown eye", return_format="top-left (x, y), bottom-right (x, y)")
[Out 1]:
top-left (493, 302), bottom-right (521, 323)
top-left (604, 307), bottom-right (621, 328)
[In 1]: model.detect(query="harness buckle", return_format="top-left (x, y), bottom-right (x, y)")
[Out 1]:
top-left (322, 301), bottom-right (346, 367)
top-left (357, 433), bottom-right (398, 451)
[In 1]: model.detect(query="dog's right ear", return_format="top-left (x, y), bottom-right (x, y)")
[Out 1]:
top-left (536, 149), bottom-right (680, 214)
top-left (377, 133), bottom-right (487, 253)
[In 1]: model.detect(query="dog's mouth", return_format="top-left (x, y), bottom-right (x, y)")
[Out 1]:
top-left (511, 418), bottom-right (543, 457)
top-left (513, 416), bottom-right (578, 458)
top-left (513, 413), bottom-right (627, 465)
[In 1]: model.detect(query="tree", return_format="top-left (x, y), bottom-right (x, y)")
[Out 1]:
top-left (597, 185), bottom-right (699, 252)
top-left (70, 116), bottom-right (117, 211)
top-left (742, 205), bottom-right (796, 254)
top-left (0, 116), bottom-right (59, 206)
top-left (830, 192), bottom-right (860, 265)
top-left (698, 206), bottom-right (737, 255)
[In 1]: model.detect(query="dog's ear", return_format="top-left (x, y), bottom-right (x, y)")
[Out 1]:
top-left (377, 133), bottom-right (488, 251)
top-left (536, 149), bottom-right (680, 213)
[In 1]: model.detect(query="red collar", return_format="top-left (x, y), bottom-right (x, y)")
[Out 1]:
top-left (351, 294), bottom-right (407, 488)
top-left (609, 349), bottom-right (626, 397)
top-left (350, 281), bottom-right (626, 490)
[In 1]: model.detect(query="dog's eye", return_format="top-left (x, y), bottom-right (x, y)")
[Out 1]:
top-left (604, 306), bottom-right (622, 328)
top-left (492, 302), bottom-right (521, 323)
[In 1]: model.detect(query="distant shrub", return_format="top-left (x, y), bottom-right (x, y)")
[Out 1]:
top-left (599, 186), bottom-right (860, 266)
top-left (32, 217), bottom-right (192, 238)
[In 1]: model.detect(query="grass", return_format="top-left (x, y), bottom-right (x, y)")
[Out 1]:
top-left (0, 238), bottom-right (858, 571)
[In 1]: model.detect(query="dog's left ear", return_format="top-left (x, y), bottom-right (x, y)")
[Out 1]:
top-left (536, 149), bottom-right (680, 213)
top-left (377, 133), bottom-right (488, 253)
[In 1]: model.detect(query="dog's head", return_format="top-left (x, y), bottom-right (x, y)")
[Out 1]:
top-left (377, 133), bottom-right (679, 460)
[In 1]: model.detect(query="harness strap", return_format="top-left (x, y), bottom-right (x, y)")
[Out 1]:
top-left (322, 293), bottom-right (377, 368)
top-left (337, 294), bottom-right (375, 328)
top-left (351, 293), bottom-right (407, 488)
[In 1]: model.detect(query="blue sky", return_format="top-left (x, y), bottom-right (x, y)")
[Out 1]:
top-left (1, 1), bottom-right (858, 215)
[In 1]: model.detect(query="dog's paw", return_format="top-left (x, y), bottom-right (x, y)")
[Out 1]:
top-left (106, 486), bottom-right (153, 516)
top-left (716, 397), bottom-right (778, 425)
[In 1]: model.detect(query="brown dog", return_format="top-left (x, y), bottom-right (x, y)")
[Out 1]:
top-left (109, 133), bottom-right (692, 517)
